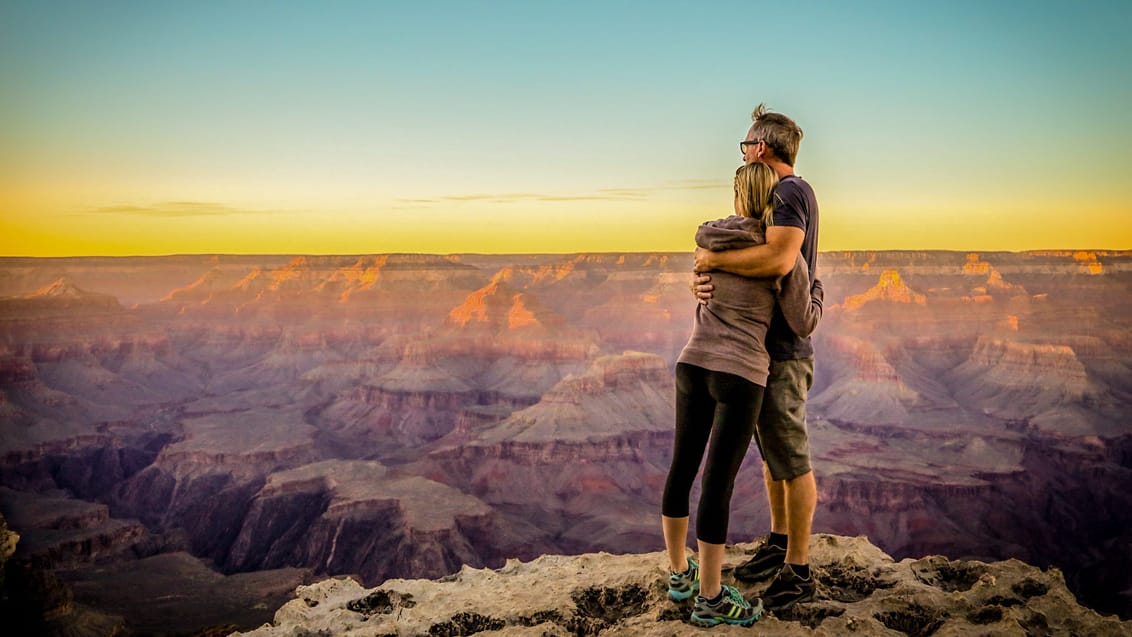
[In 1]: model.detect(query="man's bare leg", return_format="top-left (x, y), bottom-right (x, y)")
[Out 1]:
top-left (763, 462), bottom-right (787, 535)
top-left (784, 470), bottom-right (816, 565)
top-left (734, 464), bottom-right (792, 582)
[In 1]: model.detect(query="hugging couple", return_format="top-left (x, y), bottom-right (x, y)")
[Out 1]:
top-left (662, 104), bottom-right (822, 627)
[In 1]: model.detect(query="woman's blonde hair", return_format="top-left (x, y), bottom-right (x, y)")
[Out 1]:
top-left (734, 162), bottom-right (779, 225)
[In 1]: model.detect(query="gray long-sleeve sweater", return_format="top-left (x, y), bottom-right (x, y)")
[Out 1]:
top-left (677, 215), bottom-right (824, 387)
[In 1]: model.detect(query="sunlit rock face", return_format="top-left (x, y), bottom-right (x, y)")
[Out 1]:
top-left (1, 249), bottom-right (1130, 633)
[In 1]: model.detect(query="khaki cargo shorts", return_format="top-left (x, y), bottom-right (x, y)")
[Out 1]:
top-left (753, 357), bottom-right (814, 481)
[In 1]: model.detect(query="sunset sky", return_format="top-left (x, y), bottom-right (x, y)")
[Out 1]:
top-left (2, 1), bottom-right (1130, 256)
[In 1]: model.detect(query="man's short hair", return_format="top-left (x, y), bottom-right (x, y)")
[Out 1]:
top-left (751, 104), bottom-right (803, 166)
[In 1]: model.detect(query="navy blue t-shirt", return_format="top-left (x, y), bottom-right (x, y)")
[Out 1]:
top-left (765, 175), bottom-right (820, 360)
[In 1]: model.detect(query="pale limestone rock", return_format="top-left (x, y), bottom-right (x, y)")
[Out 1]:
top-left (235, 534), bottom-right (1128, 637)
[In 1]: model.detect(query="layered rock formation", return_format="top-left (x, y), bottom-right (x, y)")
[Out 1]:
top-left (809, 335), bottom-right (924, 425)
top-left (837, 269), bottom-right (927, 311)
top-left (948, 337), bottom-right (1090, 421)
top-left (237, 534), bottom-right (1130, 636)
top-left (156, 254), bottom-right (486, 327)
top-left (110, 407), bottom-right (322, 562)
top-left (420, 352), bottom-right (676, 554)
top-left (224, 459), bottom-right (537, 585)
top-left (0, 279), bottom-right (123, 318)
top-left (1, 249), bottom-right (1130, 633)
top-left (0, 487), bottom-right (148, 568)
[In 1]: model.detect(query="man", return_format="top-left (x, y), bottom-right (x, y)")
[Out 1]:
top-left (692, 103), bottom-right (820, 611)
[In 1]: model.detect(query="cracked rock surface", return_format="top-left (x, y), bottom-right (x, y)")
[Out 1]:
top-left (236, 534), bottom-right (1128, 636)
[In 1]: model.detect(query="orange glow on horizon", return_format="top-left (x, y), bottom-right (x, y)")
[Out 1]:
top-left (2, 192), bottom-right (1130, 257)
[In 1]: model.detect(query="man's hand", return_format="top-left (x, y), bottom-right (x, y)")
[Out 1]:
top-left (693, 247), bottom-right (716, 273)
top-left (691, 273), bottom-right (714, 305)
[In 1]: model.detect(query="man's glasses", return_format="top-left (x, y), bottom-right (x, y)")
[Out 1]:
top-left (740, 139), bottom-right (764, 153)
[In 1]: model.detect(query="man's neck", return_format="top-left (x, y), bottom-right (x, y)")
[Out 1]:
top-left (767, 160), bottom-right (794, 179)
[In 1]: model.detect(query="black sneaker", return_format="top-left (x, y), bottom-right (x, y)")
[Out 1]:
top-left (733, 541), bottom-right (786, 582)
top-left (762, 564), bottom-right (816, 611)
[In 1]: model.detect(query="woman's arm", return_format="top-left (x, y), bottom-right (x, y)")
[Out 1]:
top-left (777, 256), bottom-right (823, 338)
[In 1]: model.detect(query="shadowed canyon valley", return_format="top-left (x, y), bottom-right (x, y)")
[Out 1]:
top-left (1, 250), bottom-right (1130, 633)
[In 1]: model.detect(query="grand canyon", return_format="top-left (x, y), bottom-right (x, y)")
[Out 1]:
top-left (1, 250), bottom-right (1129, 634)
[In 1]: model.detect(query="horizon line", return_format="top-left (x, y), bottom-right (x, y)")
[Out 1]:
top-left (2, 248), bottom-right (1131, 260)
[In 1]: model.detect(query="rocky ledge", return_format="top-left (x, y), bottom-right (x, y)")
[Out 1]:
top-left (236, 534), bottom-right (1127, 636)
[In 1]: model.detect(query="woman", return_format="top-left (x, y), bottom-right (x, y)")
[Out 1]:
top-left (661, 162), bottom-right (822, 627)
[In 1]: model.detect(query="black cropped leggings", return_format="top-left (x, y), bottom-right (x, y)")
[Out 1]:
top-left (662, 363), bottom-right (765, 545)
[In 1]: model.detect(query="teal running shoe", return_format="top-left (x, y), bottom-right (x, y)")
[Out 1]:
top-left (667, 556), bottom-right (700, 601)
top-left (690, 584), bottom-right (763, 627)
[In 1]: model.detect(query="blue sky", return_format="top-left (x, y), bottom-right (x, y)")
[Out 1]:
top-left (1, 0), bottom-right (1130, 255)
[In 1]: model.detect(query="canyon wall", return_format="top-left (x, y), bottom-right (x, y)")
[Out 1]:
top-left (1, 250), bottom-right (1130, 632)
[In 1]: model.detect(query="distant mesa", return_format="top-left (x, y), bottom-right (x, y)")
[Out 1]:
top-left (0, 278), bottom-right (122, 317)
top-left (488, 262), bottom-right (578, 289)
top-left (489, 254), bottom-right (675, 290)
top-left (254, 257), bottom-right (327, 295)
top-left (969, 337), bottom-right (1086, 377)
top-left (948, 337), bottom-right (1089, 420)
top-left (962, 269), bottom-right (1026, 303)
top-left (837, 270), bottom-right (926, 311)
top-left (1073, 251), bottom-right (1105, 275)
top-left (961, 254), bottom-right (1026, 300)
top-left (850, 252), bottom-right (878, 272)
top-left (471, 351), bottom-right (672, 445)
top-left (25, 278), bottom-right (94, 299)
top-left (322, 256), bottom-right (387, 302)
top-left (370, 340), bottom-right (475, 394)
top-left (161, 268), bottom-right (243, 303)
top-left (157, 254), bottom-right (483, 317)
top-left (984, 269), bottom-right (1018, 290)
top-left (962, 253), bottom-right (991, 275)
top-left (811, 336), bottom-right (923, 424)
top-left (447, 278), bottom-right (564, 333)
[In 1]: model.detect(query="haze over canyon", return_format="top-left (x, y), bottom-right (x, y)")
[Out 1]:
top-left (0, 250), bottom-right (1129, 633)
